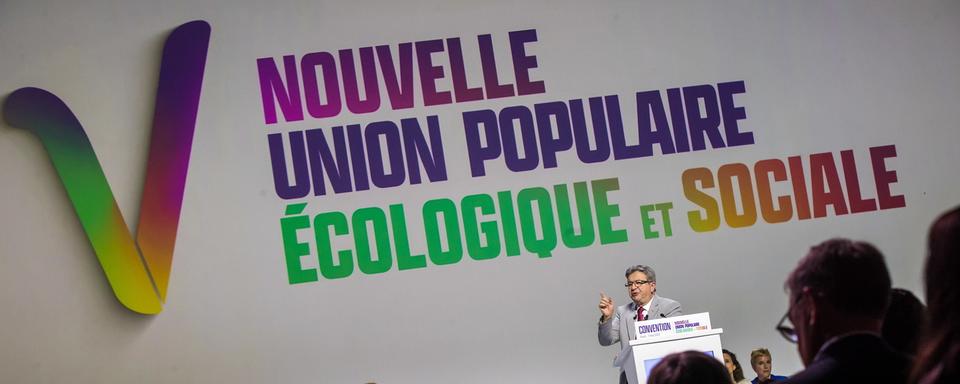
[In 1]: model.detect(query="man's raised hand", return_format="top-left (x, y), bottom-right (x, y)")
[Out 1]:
top-left (599, 292), bottom-right (614, 321)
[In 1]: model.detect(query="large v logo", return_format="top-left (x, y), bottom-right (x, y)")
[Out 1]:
top-left (2, 21), bottom-right (211, 314)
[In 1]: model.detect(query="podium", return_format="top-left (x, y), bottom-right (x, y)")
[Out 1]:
top-left (614, 312), bottom-right (724, 384)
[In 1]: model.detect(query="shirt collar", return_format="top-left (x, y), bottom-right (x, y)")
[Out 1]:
top-left (631, 296), bottom-right (655, 313)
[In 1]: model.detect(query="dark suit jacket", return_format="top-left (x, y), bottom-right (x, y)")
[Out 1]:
top-left (784, 333), bottom-right (911, 384)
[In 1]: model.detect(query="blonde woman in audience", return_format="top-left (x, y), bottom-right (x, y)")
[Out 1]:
top-left (749, 348), bottom-right (787, 384)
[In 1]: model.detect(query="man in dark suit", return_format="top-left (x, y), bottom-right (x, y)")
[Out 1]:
top-left (598, 264), bottom-right (682, 383)
top-left (781, 239), bottom-right (911, 384)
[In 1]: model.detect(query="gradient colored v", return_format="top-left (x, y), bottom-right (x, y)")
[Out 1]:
top-left (2, 21), bottom-right (211, 315)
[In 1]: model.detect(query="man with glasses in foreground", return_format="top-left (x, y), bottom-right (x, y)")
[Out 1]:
top-left (598, 265), bottom-right (682, 383)
top-left (777, 238), bottom-right (911, 384)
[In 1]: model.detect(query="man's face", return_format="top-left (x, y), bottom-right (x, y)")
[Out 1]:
top-left (626, 271), bottom-right (656, 306)
top-left (789, 289), bottom-right (820, 366)
top-left (751, 355), bottom-right (772, 380)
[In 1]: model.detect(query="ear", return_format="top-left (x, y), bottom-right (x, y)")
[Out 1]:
top-left (802, 287), bottom-right (818, 327)
top-left (650, 281), bottom-right (657, 293)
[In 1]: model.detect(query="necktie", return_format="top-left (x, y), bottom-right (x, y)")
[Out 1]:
top-left (636, 306), bottom-right (645, 321)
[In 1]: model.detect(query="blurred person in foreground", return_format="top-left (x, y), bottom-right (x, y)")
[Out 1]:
top-left (912, 206), bottom-right (960, 384)
top-left (882, 288), bottom-right (927, 356)
top-left (780, 238), bottom-right (910, 384)
top-left (647, 351), bottom-right (729, 384)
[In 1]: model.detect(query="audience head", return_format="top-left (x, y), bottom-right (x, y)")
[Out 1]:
top-left (722, 349), bottom-right (746, 382)
top-left (785, 238), bottom-right (891, 365)
top-left (749, 348), bottom-right (773, 381)
top-left (912, 206), bottom-right (960, 382)
top-left (881, 287), bottom-right (926, 356)
top-left (923, 206), bottom-right (960, 335)
top-left (647, 351), bottom-right (730, 384)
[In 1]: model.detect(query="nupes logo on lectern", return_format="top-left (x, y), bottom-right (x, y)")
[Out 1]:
top-left (2, 21), bottom-right (211, 315)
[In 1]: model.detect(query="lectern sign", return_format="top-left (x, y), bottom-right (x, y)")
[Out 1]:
top-left (634, 312), bottom-right (713, 340)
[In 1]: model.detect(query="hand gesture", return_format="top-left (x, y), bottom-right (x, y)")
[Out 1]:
top-left (598, 292), bottom-right (614, 321)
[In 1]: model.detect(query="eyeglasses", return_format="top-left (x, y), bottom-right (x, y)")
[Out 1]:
top-left (776, 310), bottom-right (797, 343)
top-left (624, 280), bottom-right (652, 288)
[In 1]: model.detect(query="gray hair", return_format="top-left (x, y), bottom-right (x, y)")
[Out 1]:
top-left (624, 264), bottom-right (656, 282)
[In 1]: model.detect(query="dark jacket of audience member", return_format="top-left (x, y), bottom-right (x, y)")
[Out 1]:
top-left (882, 287), bottom-right (927, 356)
top-left (648, 351), bottom-right (730, 384)
top-left (912, 206), bottom-right (960, 384)
top-left (782, 238), bottom-right (911, 384)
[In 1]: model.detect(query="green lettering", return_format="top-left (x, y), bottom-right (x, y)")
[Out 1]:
top-left (462, 193), bottom-right (501, 260)
top-left (314, 211), bottom-right (353, 279)
top-left (517, 187), bottom-right (558, 258)
top-left (352, 207), bottom-right (392, 275)
top-left (423, 198), bottom-right (463, 265)
top-left (593, 178), bottom-right (628, 244)
top-left (555, 182), bottom-right (595, 248)
top-left (281, 203), bottom-right (317, 284)
top-left (390, 204), bottom-right (426, 270)
top-left (497, 190), bottom-right (522, 256)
